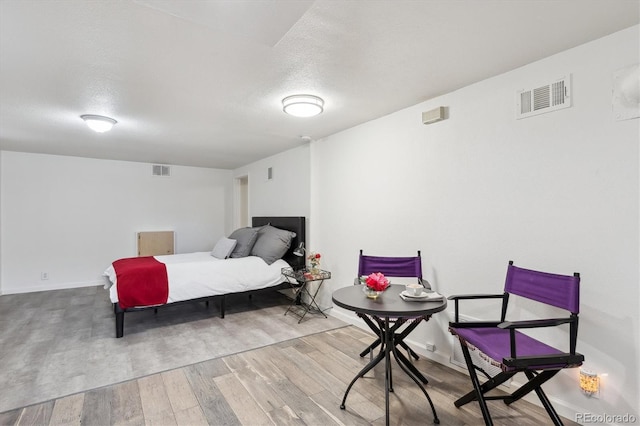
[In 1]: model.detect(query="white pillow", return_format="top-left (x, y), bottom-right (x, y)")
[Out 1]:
top-left (211, 237), bottom-right (237, 259)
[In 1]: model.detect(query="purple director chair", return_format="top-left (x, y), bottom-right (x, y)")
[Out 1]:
top-left (356, 250), bottom-right (431, 383)
top-left (448, 261), bottom-right (583, 426)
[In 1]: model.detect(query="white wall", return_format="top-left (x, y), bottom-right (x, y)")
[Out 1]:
top-left (313, 26), bottom-right (639, 421)
top-left (233, 144), bottom-right (311, 227)
top-left (0, 151), bottom-right (2, 294)
top-left (0, 152), bottom-right (232, 294)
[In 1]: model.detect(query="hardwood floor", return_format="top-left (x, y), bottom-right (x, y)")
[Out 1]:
top-left (0, 285), bottom-right (347, 413)
top-left (0, 326), bottom-right (579, 426)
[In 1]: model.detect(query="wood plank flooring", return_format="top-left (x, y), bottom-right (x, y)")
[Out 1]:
top-left (0, 326), bottom-right (580, 426)
top-left (0, 285), bottom-right (347, 413)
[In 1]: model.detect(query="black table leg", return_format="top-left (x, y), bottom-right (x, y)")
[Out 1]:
top-left (395, 349), bottom-right (429, 384)
top-left (358, 313), bottom-right (384, 357)
top-left (284, 279), bottom-right (328, 323)
top-left (383, 317), bottom-right (392, 426)
top-left (284, 282), bottom-right (306, 316)
top-left (360, 316), bottom-right (430, 383)
top-left (341, 315), bottom-right (440, 426)
top-left (391, 318), bottom-right (430, 384)
top-left (340, 346), bottom-right (386, 409)
top-left (332, 286), bottom-right (447, 426)
top-left (395, 318), bottom-right (426, 361)
top-left (305, 280), bottom-right (328, 320)
top-left (391, 340), bottom-right (440, 424)
top-left (376, 316), bottom-right (394, 394)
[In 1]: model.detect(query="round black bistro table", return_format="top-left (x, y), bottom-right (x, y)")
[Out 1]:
top-left (332, 284), bottom-right (447, 425)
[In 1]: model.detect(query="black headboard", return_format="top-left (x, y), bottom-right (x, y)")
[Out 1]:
top-left (252, 216), bottom-right (306, 269)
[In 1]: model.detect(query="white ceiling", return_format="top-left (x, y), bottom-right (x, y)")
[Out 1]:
top-left (1, 0), bottom-right (638, 169)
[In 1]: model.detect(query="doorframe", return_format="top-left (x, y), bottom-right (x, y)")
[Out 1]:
top-left (233, 174), bottom-right (249, 229)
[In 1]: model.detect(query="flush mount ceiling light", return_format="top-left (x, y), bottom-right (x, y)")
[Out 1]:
top-left (80, 114), bottom-right (117, 133)
top-left (282, 94), bottom-right (324, 117)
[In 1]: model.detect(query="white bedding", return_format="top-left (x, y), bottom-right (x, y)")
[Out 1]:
top-left (103, 252), bottom-right (290, 305)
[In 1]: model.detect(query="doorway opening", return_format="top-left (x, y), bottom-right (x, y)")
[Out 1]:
top-left (235, 175), bottom-right (249, 228)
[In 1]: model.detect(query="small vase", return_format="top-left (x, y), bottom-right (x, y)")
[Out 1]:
top-left (363, 286), bottom-right (382, 299)
top-left (310, 266), bottom-right (319, 275)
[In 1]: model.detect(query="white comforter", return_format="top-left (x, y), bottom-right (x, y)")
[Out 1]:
top-left (103, 252), bottom-right (289, 305)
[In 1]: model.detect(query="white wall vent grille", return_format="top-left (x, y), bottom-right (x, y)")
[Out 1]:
top-left (450, 315), bottom-right (510, 388)
top-left (516, 75), bottom-right (571, 119)
top-left (152, 164), bottom-right (171, 177)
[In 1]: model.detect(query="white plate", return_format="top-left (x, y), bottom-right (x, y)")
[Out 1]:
top-left (401, 290), bottom-right (430, 299)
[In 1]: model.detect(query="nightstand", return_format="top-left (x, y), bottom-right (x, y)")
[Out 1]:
top-left (281, 267), bottom-right (331, 323)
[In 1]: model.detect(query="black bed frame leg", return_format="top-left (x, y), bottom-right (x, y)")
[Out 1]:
top-left (220, 295), bottom-right (226, 318)
top-left (115, 311), bottom-right (124, 338)
top-left (113, 303), bottom-right (125, 338)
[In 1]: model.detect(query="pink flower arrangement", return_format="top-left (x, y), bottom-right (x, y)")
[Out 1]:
top-left (308, 252), bottom-right (321, 269)
top-left (365, 272), bottom-right (390, 292)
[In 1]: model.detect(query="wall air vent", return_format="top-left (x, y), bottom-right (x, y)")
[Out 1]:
top-left (516, 75), bottom-right (571, 119)
top-left (152, 164), bottom-right (171, 177)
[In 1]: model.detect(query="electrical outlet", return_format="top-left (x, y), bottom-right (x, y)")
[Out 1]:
top-left (41, 272), bottom-right (48, 280)
top-left (425, 343), bottom-right (436, 352)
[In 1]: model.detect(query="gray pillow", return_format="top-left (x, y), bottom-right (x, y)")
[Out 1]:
top-left (228, 226), bottom-right (261, 258)
top-left (210, 237), bottom-right (237, 259)
top-left (250, 225), bottom-right (296, 265)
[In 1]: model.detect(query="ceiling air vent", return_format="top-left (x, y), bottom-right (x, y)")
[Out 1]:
top-left (516, 75), bottom-right (571, 119)
top-left (152, 164), bottom-right (171, 177)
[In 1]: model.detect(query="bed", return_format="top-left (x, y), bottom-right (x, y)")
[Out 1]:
top-left (103, 216), bottom-right (305, 337)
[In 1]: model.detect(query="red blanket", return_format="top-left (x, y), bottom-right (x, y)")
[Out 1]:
top-left (113, 256), bottom-right (168, 309)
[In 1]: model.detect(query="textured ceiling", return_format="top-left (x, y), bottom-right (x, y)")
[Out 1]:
top-left (1, 0), bottom-right (638, 169)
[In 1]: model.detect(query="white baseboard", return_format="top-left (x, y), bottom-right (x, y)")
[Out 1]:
top-left (1, 280), bottom-right (103, 295)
